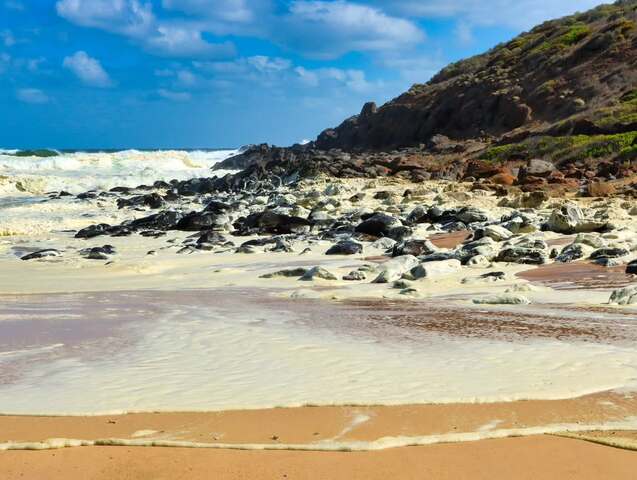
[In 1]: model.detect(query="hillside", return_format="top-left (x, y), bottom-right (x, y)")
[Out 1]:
top-left (216, 1), bottom-right (637, 195)
top-left (318, 1), bottom-right (637, 150)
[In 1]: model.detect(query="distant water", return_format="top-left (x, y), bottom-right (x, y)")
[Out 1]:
top-left (0, 148), bottom-right (239, 197)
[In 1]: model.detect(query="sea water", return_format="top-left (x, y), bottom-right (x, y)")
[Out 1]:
top-left (0, 290), bottom-right (636, 415)
top-left (0, 148), bottom-right (238, 236)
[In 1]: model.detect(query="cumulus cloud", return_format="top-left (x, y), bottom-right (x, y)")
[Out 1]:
top-left (56, 0), bottom-right (154, 37)
top-left (16, 88), bottom-right (49, 104)
top-left (56, 0), bottom-right (236, 58)
top-left (144, 24), bottom-right (236, 58)
top-left (247, 55), bottom-right (291, 73)
top-left (376, 0), bottom-right (604, 30)
top-left (279, 1), bottom-right (425, 59)
top-left (63, 51), bottom-right (112, 87)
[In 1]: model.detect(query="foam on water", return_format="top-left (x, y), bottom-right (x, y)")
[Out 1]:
top-left (0, 148), bottom-right (238, 236)
top-left (0, 149), bottom-right (238, 196)
top-left (1, 294), bottom-right (636, 415)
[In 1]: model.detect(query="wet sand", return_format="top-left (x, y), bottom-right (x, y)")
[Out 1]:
top-left (517, 261), bottom-right (634, 290)
top-left (2, 391), bottom-right (637, 447)
top-left (3, 435), bottom-right (637, 480)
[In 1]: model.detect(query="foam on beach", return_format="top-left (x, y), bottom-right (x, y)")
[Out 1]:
top-left (0, 291), bottom-right (636, 415)
top-left (4, 417), bottom-right (637, 452)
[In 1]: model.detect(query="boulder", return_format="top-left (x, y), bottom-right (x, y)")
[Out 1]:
top-left (21, 249), bottom-right (62, 261)
top-left (371, 237), bottom-right (397, 250)
top-left (456, 207), bottom-right (489, 224)
top-left (372, 255), bottom-right (420, 283)
top-left (392, 239), bottom-right (438, 257)
top-left (300, 266), bottom-right (338, 281)
top-left (496, 247), bottom-right (547, 265)
top-left (355, 213), bottom-right (401, 237)
top-left (130, 211), bottom-right (184, 230)
top-left (260, 268), bottom-right (308, 279)
top-left (117, 193), bottom-right (165, 210)
top-left (343, 270), bottom-right (367, 281)
top-left (325, 240), bottom-right (363, 255)
top-left (410, 259), bottom-right (462, 280)
top-left (546, 204), bottom-right (608, 234)
top-left (241, 211), bottom-right (312, 235)
top-left (482, 225), bottom-right (513, 242)
top-left (75, 223), bottom-right (112, 239)
top-left (556, 243), bottom-right (590, 263)
top-left (173, 212), bottom-right (230, 231)
top-left (609, 286), bottom-right (637, 305)
top-left (627, 259), bottom-right (637, 275)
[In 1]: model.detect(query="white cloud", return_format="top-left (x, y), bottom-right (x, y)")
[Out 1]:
top-left (16, 88), bottom-right (49, 104)
top-left (63, 51), bottom-right (112, 87)
top-left (157, 88), bottom-right (191, 101)
top-left (56, 0), bottom-right (154, 37)
top-left (56, 0), bottom-right (236, 59)
top-left (144, 24), bottom-right (236, 58)
top-left (377, 0), bottom-right (604, 30)
top-left (294, 66), bottom-right (319, 87)
top-left (280, 1), bottom-right (425, 58)
top-left (247, 55), bottom-right (291, 73)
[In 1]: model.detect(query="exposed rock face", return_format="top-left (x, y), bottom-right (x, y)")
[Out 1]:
top-left (316, 2), bottom-right (637, 152)
top-left (206, 3), bottom-right (637, 196)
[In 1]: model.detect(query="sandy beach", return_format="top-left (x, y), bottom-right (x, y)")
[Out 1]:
top-left (2, 170), bottom-right (637, 477)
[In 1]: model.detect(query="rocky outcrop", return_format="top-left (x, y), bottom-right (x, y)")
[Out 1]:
top-left (316, 2), bottom-right (637, 153)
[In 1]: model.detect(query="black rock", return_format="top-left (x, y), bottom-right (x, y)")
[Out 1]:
top-left (355, 213), bottom-right (400, 237)
top-left (496, 247), bottom-right (547, 265)
top-left (173, 211), bottom-right (229, 231)
top-left (239, 210), bottom-right (311, 235)
top-left (117, 193), bottom-right (165, 209)
top-left (590, 248), bottom-right (630, 261)
top-left (556, 243), bottom-right (587, 263)
top-left (325, 240), bottom-right (363, 255)
top-left (21, 249), bottom-right (62, 261)
top-left (75, 223), bottom-right (112, 239)
top-left (627, 260), bottom-right (637, 275)
top-left (130, 210), bottom-right (184, 230)
top-left (393, 239), bottom-right (436, 257)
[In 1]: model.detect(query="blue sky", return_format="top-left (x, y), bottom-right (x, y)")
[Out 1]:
top-left (0, 0), bottom-right (605, 149)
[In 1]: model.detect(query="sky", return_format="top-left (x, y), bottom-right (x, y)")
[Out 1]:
top-left (0, 0), bottom-right (606, 149)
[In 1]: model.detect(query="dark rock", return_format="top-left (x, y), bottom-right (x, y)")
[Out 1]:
top-left (239, 211), bottom-right (311, 235)
top-left (173, 211), bottom-right (230, 231)
top-left (392, 239), bottom-right (437, 257)
top-left (117, 193), bottom-right (165, 210)
top-left (75, 223), bottom-right (112, 239)
top-left (556, 243), bottom-right (587, 263)
top-left (325, 240), bottom-right (363, 255)
top-left (496, 247), bottom-right (547, 265)
top-left (626, 260), bottom-right (637, 275)
top-left (355, 213), bottom-right (401, 237)
top-left (21, 249), bottom-right (62, 260)
top-left (130, 211), bottom-right (184, 230)
top-left (590, 247), bottom-right (630, 261)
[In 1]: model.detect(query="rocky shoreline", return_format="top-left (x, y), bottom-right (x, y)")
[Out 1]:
top-left (15, 156), bottom-right (637, 306)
